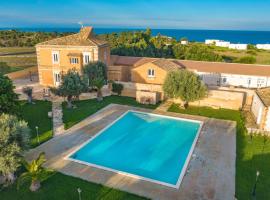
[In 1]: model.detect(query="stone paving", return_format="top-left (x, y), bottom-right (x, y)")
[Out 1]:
top-left (26, 104), bottom-right (236, 200)
top-left (52, 100), bottom-right (65, 136)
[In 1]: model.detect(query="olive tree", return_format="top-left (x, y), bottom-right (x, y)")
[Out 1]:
top-left (83, 61), bottom-right (107, 100)
top-left (50, 69), bottom-right (87, 108)
top-left (163, 70), bottom-right (207, 108)
top-left (0, 114), bottom-right (30, 185)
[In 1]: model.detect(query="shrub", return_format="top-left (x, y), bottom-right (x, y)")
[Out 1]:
top-left (236, 56), bottom-right (256, 64)
top-left (112, 82), bottom-right (124, 95)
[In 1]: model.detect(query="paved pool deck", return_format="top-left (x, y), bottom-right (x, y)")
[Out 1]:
top-left (25, 104), bottom-right (236, 200)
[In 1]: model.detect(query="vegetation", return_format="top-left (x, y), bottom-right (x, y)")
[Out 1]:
top-left (112, 82), bottom-right (124, 95)
top-left (0, 62), bottom-right (12, 74)
top-left (236, 56), bottom-right (257, 64)
top-left (163, 70), bottom-right (207, 107)
top-left (0, 114), bottom-right (30, 185)
top-left (20, 101), bottom-right (52, 147)
top-left (0, 30), bottom-right (70, 47)
top-left (98, 29), bottom-right (224, 62)
top-left (63, 95), bottom-right (159, 129)
top-left (92, 77), bottom-right (105, 101)
top-left (50, 69), bottom-right (87, 108)
top-left (83, 61), bottom-right (107, 85)
top-left (168, 104), bottom-right (270, 200)
top-left (17, 152), bottom-right (52, 192)
top-left (22, 86), bottom-right (33, 104)
top-left (0, 74), bottom-right (20, 115)
top-left (1, 172), bottom-right (147, 200)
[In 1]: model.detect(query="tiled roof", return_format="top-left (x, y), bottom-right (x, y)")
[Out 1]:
top-left (151, 59), bottom-right (182, 71)
top-left (256, 88), bottom-right (270, 107)
top-left (110, 56), bottom-right (181, 71)
top-left (36, 27), bottom-right (108, 47)
top-left (110, 55), bottom-right (270, 76)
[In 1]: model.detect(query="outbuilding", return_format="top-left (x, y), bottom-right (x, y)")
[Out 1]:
top-left (251, 88), bottom-right (270, 131)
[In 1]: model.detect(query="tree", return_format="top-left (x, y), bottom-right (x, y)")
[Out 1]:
top-left (0, 114), bottom-right (30, 185)
top-left (0, 74), bottom-right (20, 115)
top-left (92, 78), bottom-right (105, 101)
top-left (22, 86), bottom-right (33, 104)
top-left (50, 69), bottom-right (87, 108)
top-left (17, 152), bottom-right (53, 192)
top-left (112, 82), bottom-right (124, 95)
top-left (83, 61), bottom-right (107, 87)
top-left (163, 70), bottom-right (207, 108)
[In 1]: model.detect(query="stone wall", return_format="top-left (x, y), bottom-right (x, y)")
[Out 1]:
top-left (118, 81), bottom-right (245, 110)
top-left (6, 66), bottom-right (38, 80)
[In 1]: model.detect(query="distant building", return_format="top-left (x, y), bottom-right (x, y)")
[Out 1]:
top-left (205, 39), bottom-right (220, 45)
top-left (229, 44), bottom-right (247, 50)
top-left (256, 44), bottom-right (270, 50)
top-left (251, 88), bottom-right (270, 131)
top-left (216, 41), bottom-right (230, 48)
top-left (181, 40), bottom-right (189, 45)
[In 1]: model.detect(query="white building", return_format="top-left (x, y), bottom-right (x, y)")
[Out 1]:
top-left (205, 39), bottom-right (220, 45)
top-left (178, 59), bottom-right (270, 89)
top-left (216, 41), bottom-right (230, 48)
top-left (181, 40), bottom-right (189, 45)
top-left (251, 88), bottom-right (270, 131)
top-left (256, 44), bottom-right (270, 50)
top-left (229, 44), bottom-right (248, 50)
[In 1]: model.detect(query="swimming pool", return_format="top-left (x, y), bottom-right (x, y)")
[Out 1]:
top-left (67, 111), bottom-right (203, 188)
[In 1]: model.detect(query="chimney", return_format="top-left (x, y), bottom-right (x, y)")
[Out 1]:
top-left (79, 26), bottom-right (93, 40)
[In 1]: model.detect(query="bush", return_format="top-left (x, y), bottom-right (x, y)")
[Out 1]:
top-left (236, 56), bottom-right (256, 64)
top-left (112, 82), bottom-right (124, 95)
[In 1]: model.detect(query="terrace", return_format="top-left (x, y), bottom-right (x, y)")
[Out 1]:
top-left (25, 104), bottom-right (236, 200)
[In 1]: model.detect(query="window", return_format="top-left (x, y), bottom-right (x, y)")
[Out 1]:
top-left (222, 77), bottom-right (227, 83)
top-left (83, 52), bottom-right (91, 65)
top-left (52, 51), bottom-right (59, 64)
top-left (54, 72), bottom-right (61, 86)
top-left (148, 69), bottom-right (155, 78)
top-left (70, 57), bottom-right (79, 64)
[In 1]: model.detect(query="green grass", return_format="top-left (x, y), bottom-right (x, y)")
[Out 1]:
top-left (0, 172), bottom-right (147, 200)
top-left (20, 100), bottom-right (53, 147)
top-left (168, 104), bottom-right (270, 200)
top-left (63, 95), bottom-right (159, 129)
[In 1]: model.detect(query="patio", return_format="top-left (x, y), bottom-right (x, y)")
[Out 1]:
top-left (25, 104), bottom-right (236, 200)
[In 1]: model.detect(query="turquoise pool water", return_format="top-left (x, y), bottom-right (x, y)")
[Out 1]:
top-left (69, 111), bottom-right (202, 187)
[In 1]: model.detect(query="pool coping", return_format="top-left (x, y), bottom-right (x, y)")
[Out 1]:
top-left (64, 109), bottom-right (203, 189)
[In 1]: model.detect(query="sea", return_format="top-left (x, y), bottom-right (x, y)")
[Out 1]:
top-left (1, 27), bottom-right (270, 44)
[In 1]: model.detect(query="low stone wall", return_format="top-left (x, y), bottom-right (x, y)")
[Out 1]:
top-left (172, 89), bottom-right (244, 110)
top-left (6, 66), bottom-right (38, 80)
top-left (118, 81), bottom-right (245, 110)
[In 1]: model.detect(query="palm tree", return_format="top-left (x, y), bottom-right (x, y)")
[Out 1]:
top-left (92, 78), bottom-right (105, 101)
top-left (17, 152), bottom-right (53, 191)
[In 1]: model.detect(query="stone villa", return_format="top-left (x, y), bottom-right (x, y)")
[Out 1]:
top-left (36, 26), bottom-right (270, 132)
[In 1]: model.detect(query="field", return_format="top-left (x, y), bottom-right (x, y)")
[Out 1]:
top-left (0, 47), bottom-right (36, 73)
top-left (208, 45), bottom-right (270, 65)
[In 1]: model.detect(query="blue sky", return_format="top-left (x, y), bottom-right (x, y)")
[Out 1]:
top-left (1, 0), bottom-right (270, 30)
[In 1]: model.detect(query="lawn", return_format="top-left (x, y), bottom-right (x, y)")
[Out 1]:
top-left (63, 95), bottom-right (159, 129)
top-left (0, 172), bottom-right (147, 200)
top-left (20, 100), bottom-right (53, 147)
top-left (168, 104), bottom-right (270, 200)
